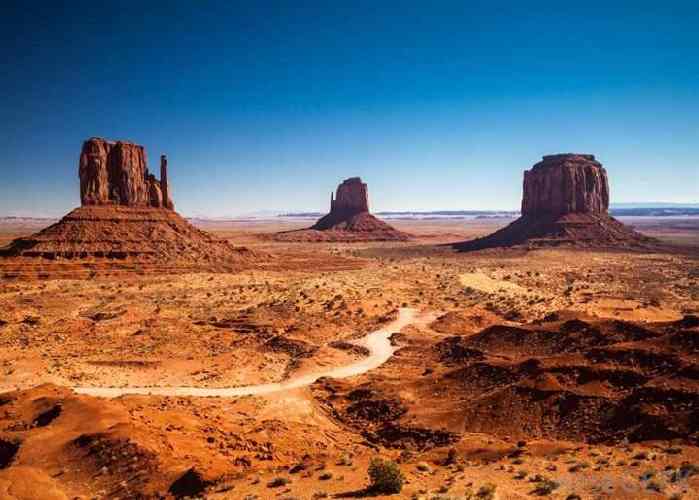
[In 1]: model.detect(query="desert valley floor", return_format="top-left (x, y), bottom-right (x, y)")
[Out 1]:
top-left (1, 217), bottom-right (698, 499)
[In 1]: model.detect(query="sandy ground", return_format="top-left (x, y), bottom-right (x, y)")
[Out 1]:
top-left (0, 217), bottom-right (698, 499)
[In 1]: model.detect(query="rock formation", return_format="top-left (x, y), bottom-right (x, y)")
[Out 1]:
top-left (79, 138), bottom-right (173, 210)
top-left (522, 154), bottom-right (609, 216)
top-left (276, 177), bottom-right (410, 242)
top-left (312, 177), bottom-right (372, 230)
top-left (1, 138), bottom-right (256, 275)
top-left (454, 154), bottom-right (651, 250)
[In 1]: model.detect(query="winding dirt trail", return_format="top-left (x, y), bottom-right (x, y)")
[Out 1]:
top-left (74, 307), bottom-right (430, 398)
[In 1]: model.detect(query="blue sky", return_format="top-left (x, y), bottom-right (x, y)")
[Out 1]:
top-left (1, 1), bottom-right (697, 216)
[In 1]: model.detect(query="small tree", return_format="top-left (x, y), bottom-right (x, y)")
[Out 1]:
top-left (368, 457), bottom-right (404, 494)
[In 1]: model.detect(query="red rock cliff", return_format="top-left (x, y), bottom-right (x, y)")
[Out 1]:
top-left (330, 177), bottom-right (369, 216)
top-left (79, 138), bottom-right (173, 209)
top-left (522, 154), bottom-right (609, 216)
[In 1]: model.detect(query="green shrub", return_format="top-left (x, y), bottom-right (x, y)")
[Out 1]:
top-left (368, 457), bottom-right (405, 494)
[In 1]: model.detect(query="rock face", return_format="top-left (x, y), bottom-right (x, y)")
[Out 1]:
top-left (331, 177), bottom-right (369, 216)
top-left (454, 154), bottom-right (651, 250)
top-left (79, 138), bottom-right (173, 209)
top-left (312, 177), bottom-right (373, 231)
top-left (522, 154), bottom-right (609, 216)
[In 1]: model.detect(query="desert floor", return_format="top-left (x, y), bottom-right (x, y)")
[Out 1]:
top-left (0, 216), bottom-right (698, 499)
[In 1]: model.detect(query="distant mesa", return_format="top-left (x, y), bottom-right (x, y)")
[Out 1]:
top-left (275, 177), bottom-right (411, 242)
top-left (453, 154), bottom-right (653, 250)
top-left (0, 138), bottom-right (256, 276)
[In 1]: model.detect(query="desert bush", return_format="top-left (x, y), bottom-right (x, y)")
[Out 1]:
top-left (367, 457), bottom-right (405, 494)
top-left (267, 476), bottom-right (290, 488)
top-left (416, 461), bottom-right (432, 472)
top-left (531, 478), bottom-right (559, 496)
top-left (646, 480), bottom-right (663, 492)
top-left (475, 483), bottom-right (497, 499)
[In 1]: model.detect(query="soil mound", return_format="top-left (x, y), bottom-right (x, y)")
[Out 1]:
top-left (454, 154), bottom-right (653, 250)
top-left (433, 316), bottom-right (698, 443)
top-left (316, 314), bottom-right (699, 445)
top-left (275, 177), bottom-right (410, 242)
top-left (1, 205), bottom-right (254, 263)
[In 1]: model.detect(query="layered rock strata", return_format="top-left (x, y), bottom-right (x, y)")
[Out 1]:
top-left (79, 138), bottom-right (173, 209)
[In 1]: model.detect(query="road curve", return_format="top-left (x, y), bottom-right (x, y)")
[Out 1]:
top-left (74, 307), bottom-right (427, 398)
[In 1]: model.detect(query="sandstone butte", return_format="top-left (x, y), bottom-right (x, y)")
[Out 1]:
top-left (276, 177), bottom-right (410, 242)
top-left (79, 137), bottom-right (174, 210)
top-left (454, 154), bottom-right (653, 250)
top-left (0, 138), bottom-right (256, 276)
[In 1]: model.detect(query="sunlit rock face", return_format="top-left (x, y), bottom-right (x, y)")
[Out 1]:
top-left (312, 177), bottom-right (370, 230)
top-left (330, 177), bottom-right (369, 216)
top-left (522, 154), bottom-right (609, 216)
top-left (79, 137), bottom-right (172, 209)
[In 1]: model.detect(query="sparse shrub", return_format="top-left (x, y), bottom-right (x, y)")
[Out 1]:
top-left (416, 461), bottom-right (432, 472)
top-left (646, 480), bottom-right (663, 492)
top-left (312, 492), bottom-right (328, 499)
top-left (267, 476), bottom-right (290, 488)
top-left (670, 462), bottom-right (699, 482)
top-left (639, 469), bottom-right (655, 481)
top-left (679, 462), bottom-right (699, 478)
top-left (367, 457), bottom-right (404, 494)
top-left (531, 478), bottom-right (559, 496)
top-left (318, 471), bottom-right (333, 481)
top-left (475, 483), bottom-right (496, 499)
top-left (514, 469), bottom-right (527, 479)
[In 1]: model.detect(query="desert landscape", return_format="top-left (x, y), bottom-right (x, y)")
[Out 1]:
top-left (1, 144), bottom-right (698, 500)
top-left (2, 3), bottom-right (698, 499)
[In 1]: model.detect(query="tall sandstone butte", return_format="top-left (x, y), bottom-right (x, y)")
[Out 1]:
top-left (79, 137), bottom-right (173, 209)
top-left (312, 177), bottom-right (383, 231)
top-left (275, 176), bottom-right (408, 241)
top-left (455, 153), bottom-right (650, 250)
top-left (522, 154), bottom-right (609, 216)
top-left (330, 177), bottom-right (369, 216)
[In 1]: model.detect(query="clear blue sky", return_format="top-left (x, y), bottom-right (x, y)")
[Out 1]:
top-left (1, 1), bottom-right (697, 217)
